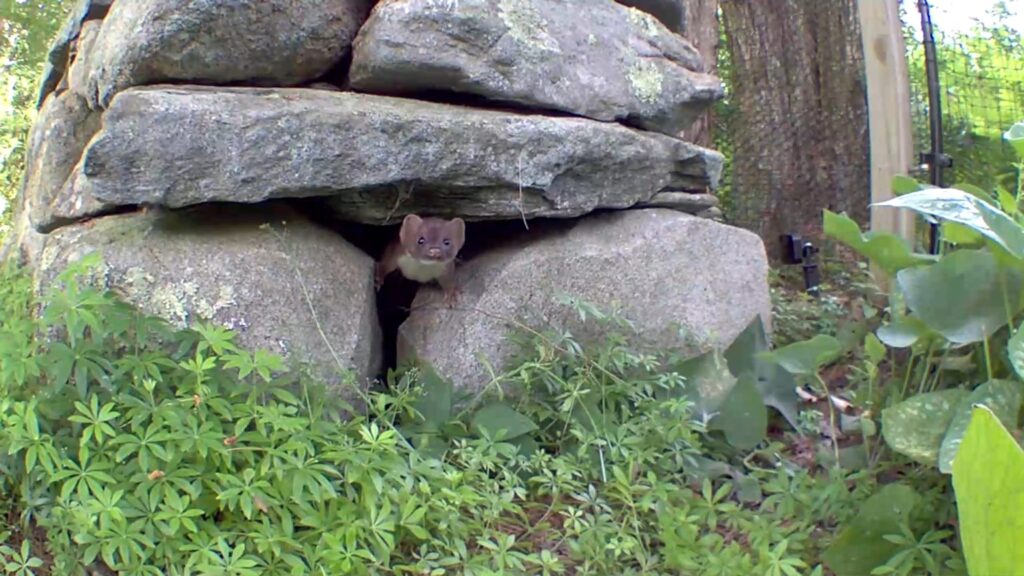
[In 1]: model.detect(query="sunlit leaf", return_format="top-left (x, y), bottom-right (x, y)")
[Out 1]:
top-left (823, 210), bottom-right (933, 274)
top-left (881, 388), bottom-right (968, 466)
top-left (952, 406), bottom-right (1024, 576)
top-left (938, 379), bottom-right (1022, 474)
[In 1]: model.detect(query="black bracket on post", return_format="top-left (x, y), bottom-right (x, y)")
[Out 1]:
top-left (919, 152), bottom-right (954, 170)
top-left (780, 234), bottom-right (821, 296)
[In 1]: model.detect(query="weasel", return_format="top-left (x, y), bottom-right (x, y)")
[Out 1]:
top-left (375, 214), bottom-right (466, 307)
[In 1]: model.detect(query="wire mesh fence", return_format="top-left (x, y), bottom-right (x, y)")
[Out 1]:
top-left (713, 0), bottom-right (1024, 254)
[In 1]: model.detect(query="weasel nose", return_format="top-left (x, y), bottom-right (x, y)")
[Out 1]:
top-left (427, 248), bottom-right (442, 258)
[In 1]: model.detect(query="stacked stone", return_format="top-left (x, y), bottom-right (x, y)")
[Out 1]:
top-left (5, 0), bottom-right (769, 393)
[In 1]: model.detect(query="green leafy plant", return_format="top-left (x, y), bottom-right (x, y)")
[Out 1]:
top-left (0, 254), bottom-right (882, 575)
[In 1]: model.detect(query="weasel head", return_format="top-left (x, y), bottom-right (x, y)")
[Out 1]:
top-left (399, 214), bottom-right (466, 263)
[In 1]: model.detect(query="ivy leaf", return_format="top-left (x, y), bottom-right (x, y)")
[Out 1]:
top-left (724, 315), bottom-right (800, 430)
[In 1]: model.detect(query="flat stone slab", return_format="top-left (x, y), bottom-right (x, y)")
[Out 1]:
top-left (80, 0), bottom-right (371, 108)
top-left (350, 0), bottom-right (721, 136)
top-left (65, 86), bottom-right (721, 226)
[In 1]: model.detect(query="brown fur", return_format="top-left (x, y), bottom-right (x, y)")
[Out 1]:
top-left (375, 214), bottom-right (466, 306)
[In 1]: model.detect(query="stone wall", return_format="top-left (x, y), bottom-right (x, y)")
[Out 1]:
top-left (5, 0), bottom-right (770, 395)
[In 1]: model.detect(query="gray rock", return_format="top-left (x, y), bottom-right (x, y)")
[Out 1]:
top-left (67, 21), bottom-right (102, 101)
top-left (82, 0), bottom-right (371, 109)
top-left (71, 86), bottom-right (722, 224)
top-left (618, 0), bottom-right (685, 34)
top-left (350, 0), bottom-right (721, 136)
top-left (23, 91), bottom-right (106, 233)
top-left (397, 209), bottom-right (770, 393)
top-left (636, 191), bottom-right (717, 212)
top-left (37, 0), bottom-right (114, 108)
top-left (33, 205), bottom-right (382, 390)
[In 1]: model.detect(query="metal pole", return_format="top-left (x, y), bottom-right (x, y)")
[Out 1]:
top-left (916, 0), bottom-right (947, 254)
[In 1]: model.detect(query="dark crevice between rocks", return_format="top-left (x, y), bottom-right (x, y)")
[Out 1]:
top-left (310, 49), bottom-right (354, 91)
top-left (293, 198), bottom-right (578, 380)
top-left (348, 87), bottom-right (584, 120)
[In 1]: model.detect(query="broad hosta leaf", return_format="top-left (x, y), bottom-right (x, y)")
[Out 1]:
top-left (760, 335), bottom-right (842, 375)
top-left (470, 402), bottom-right (537, 441)
top-left (938, 379), bottom-right (1023, 474)
top-left (1004, 121), bottom-right (1024, 159)
top-left (952, 406), bottom-right (1024, 576)
top-left (876, 315), bottom-right (935, 348)
top-left (876, 188), bottom-right (1024, 259)
top-left (709, 374), bottom-right (767, 450)
top-left (822, 483), bottom-right (921, 576)
top-left (675, 350), bottom-right (737, 420)
top-left (1009, 323), bottom-right (1024, 381)
top-left (896, 249), bottom-right (1024, 344)
top-left (881, 388), bottom-right (968, 466)
top-left (941, 221), bottom-right (984, 246)
top-left (823, 210), bottom-right (933, 273)
top-left (725, 316), bottom-right (801, 430)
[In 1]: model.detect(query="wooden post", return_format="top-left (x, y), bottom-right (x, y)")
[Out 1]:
top-left (858, 0), bottom-right (917, 287)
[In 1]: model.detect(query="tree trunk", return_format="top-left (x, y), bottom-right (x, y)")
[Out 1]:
top-left (720, 0), bottom-right (869, 260)
top-left (680, 0), bottom-right (719, 147)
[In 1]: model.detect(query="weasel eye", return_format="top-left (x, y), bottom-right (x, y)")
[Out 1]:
top-left (417, 237), bottom-right (425, 245)
top-left (443, 239), bottom-right (451, 247)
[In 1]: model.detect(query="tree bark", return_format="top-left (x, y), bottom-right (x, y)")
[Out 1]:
top-left (720, 0), bottom-right (869, 260)
top-left (680, 0), bottom-right (719, 147)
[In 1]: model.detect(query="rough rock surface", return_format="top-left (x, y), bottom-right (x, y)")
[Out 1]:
top-left (618, 0), bottom-right (686, 33)
top-left (350, 0), bottom-right (721, 136)
top-left (22, 91), bottom-right (106, 233)
top-left (67, 20), bottom-right (102, 101)
top-left (398, 209), bottom-right (770, 392)
top-left (36, 0), bottom-right (114, 107)
top-left (33, 205), bottom-right (382, 386)
top-left (81, 0), bottom-right (372, 108)
top-left (66, 86), bottom-right (721, 225)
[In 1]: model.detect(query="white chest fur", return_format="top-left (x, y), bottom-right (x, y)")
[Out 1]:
top-left (396, 254), bottom-right (449, 283)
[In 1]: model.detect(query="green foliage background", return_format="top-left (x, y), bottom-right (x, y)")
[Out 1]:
top-left (0, 0), bottom-right (73, 236)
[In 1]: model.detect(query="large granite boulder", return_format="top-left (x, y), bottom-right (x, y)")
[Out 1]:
top-left (23, 91), bottom-right (105, 233)
top-left (32, 205), bottom-right (382, 386)
top-left (38, 86), bottom-right (720, 231)
top-left (398, 209), bottom-right (770, 393)
top-left (80, 0), bottom-right (372, 109)
top-left (350, 0), bottom-right (721, 136)
top-left (618, 0), bottom-right (686, 34)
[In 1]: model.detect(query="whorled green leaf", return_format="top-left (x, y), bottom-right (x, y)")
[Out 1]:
top-left (709, 374), bottom-right (767, 450)
top-left (938, 379), bottom-right (1023, 474)
top-left (881, 388), bottom-right (968, 466)
top-left (823, 210), bottom-right (934, 274)
top-left (760, 335), bottom-right (842, 375)
top-left (952, 406), bottom-right (1024, 576)
top-left (876, 188), bottom-right (1024, 259)
top-left (470, 402), bottom-right (537, 441)
top-left (1004, 121), bottom-right (1024, 159)
top-left (822, 483), bottom-right (921, 576)
top-left (896, 249), bottom-right (1024, 344)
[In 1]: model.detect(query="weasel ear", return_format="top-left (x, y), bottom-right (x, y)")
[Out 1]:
top-left (399, 214), bottom-right (423, 246)
top-left (448, 218), bottom-right (466, 249)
